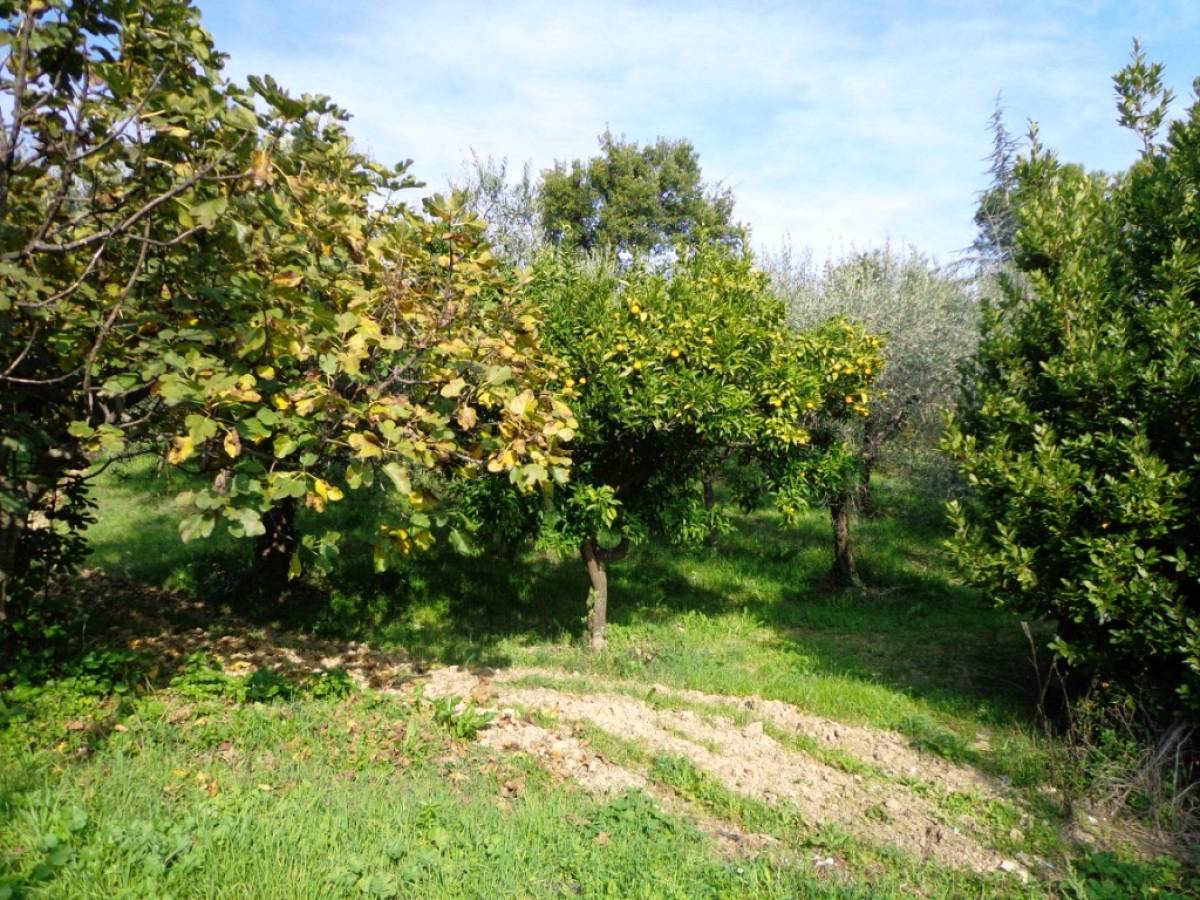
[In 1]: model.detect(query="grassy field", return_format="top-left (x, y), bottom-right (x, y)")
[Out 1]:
top-left (1, 461), bottom-right (1191, 898)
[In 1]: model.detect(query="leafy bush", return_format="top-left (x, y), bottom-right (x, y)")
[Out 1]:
top-left (945, 50), bottom-right (1200, 716)
top-left (427, 695), bottom-right (494, 741)
top-left (308, 667), bottom-right (357, 701)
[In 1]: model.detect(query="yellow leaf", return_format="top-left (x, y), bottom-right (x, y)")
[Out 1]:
top-left (273, 272), bottom-right (303, 288)
top-left (313, 479), bottom-right (344, 503)
top-left (456, 405), bottom-right (478, 430)
top-left (251, 149), bottom-right (272, 185)
top-left (347, 432), bottom-right (383, 459)
top-left (167, 435), bottom-right (195, 464)
top-left (441, 378), bottom-right (468, 399)
top-left (507, 390), bottom-right (535, 418)
top-left (223, 430), bottom-right (241, 459)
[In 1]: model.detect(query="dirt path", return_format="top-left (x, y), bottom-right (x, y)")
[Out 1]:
top-left (420, 665), bottom-right (1025, 877)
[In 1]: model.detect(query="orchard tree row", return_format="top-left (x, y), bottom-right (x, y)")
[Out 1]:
top-left (0, 0), bottom-right (883, 650)
top-left (10, 1), bottom-right (1194, 717)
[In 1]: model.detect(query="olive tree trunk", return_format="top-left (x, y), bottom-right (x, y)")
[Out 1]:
top-left (826, 400), bottom-right (917, 586)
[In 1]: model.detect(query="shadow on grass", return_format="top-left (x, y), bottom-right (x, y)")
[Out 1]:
top-left (64, 462), bottom-right (1041, 727)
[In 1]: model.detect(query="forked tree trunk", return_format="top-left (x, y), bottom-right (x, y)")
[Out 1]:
top-left (580, 535), bottom-right (630, 651)
top-left (830, 491), bottom-right (861, 588)
top-left (256, 498), bottom-right (298, 594)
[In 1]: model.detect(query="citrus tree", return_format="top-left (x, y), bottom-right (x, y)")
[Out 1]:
top-left (945, 50), bottom-right (1200, 714)
top-left (528, 243), bottom-right (880, 649)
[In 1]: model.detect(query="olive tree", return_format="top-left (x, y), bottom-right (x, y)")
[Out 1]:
top-left (768, 243), bottom-right (976, 584)
top-left (451, 152), bottom-right (544, 267)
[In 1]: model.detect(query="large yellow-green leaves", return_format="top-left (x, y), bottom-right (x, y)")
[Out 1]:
top-left (149, 137), bottom-right (575, 571)
top-left (1, 0), bottom-right (264, 615)
top-left (0, 0), bottom-right (573, 612)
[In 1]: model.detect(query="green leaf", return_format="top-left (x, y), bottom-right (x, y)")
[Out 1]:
top-left (240, 328), bottom-right (266, 356)
top-left (273, 434), bottom-right (298, 458)
top-left (190, 196), bottom-right (228, 229)
top-left (180, 514), bottom-right (216, 543)
top-left (256, 407), bottom-right (281, 427)
top-left (224, 506), bottom-right (265, 538)
top-left (186, 414), bottom-right (218, 444)
top-left (66, 808), bottom-right (88, 833)
top-left (381, 462), bottom-right (411, 494)
top-left (448, 527), bottom-right (480, 557)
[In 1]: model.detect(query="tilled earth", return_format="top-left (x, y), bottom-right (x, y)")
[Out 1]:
top-left (419, 665), bottom-right (1028, 878)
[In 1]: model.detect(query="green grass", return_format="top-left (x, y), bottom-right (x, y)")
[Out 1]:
top-left (3, 460), bottom-right (1193, 897)
top-left (1, 688), bottom-right (862, 898)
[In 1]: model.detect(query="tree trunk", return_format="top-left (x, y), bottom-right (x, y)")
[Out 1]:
top-left (856, 456), bottom-right (875, 518)
top-left (256, 498), bottom-right (298, 594)
top-left (580, 535), bottom-right (630, 651)
top-left (581, 539), bottom-right (608, 652)
top-left (703, 476), bottom-right (719, 548)
top-left (0, 516), bottom-right (21, 624)
top-left (830, 492), bottom-right (861, 588)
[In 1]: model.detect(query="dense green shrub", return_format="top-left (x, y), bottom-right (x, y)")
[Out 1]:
top-left (945, 52), bottom-right (1200, 715)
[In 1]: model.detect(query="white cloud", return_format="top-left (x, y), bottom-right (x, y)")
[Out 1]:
top-left (202, 0), bottom-right (1199, 265)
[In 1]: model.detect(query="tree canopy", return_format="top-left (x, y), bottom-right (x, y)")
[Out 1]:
top-left (946, 50), bottom-right (1200, 715)
top-left (0, 0), bottom-right (572, 616)
top-left (539, 130), bottom-right (742, 256)
top-left (772, 245), bottom-right (975, 583)
top-left (526, 243), bottom-right (880, 648)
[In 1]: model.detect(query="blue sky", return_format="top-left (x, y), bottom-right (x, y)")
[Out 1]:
top-left (197, 1), bottom-right (1199, 264)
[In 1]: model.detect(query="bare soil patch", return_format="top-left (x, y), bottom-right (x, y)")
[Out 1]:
top-left (421, 665), bottom-right (1024, 876)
